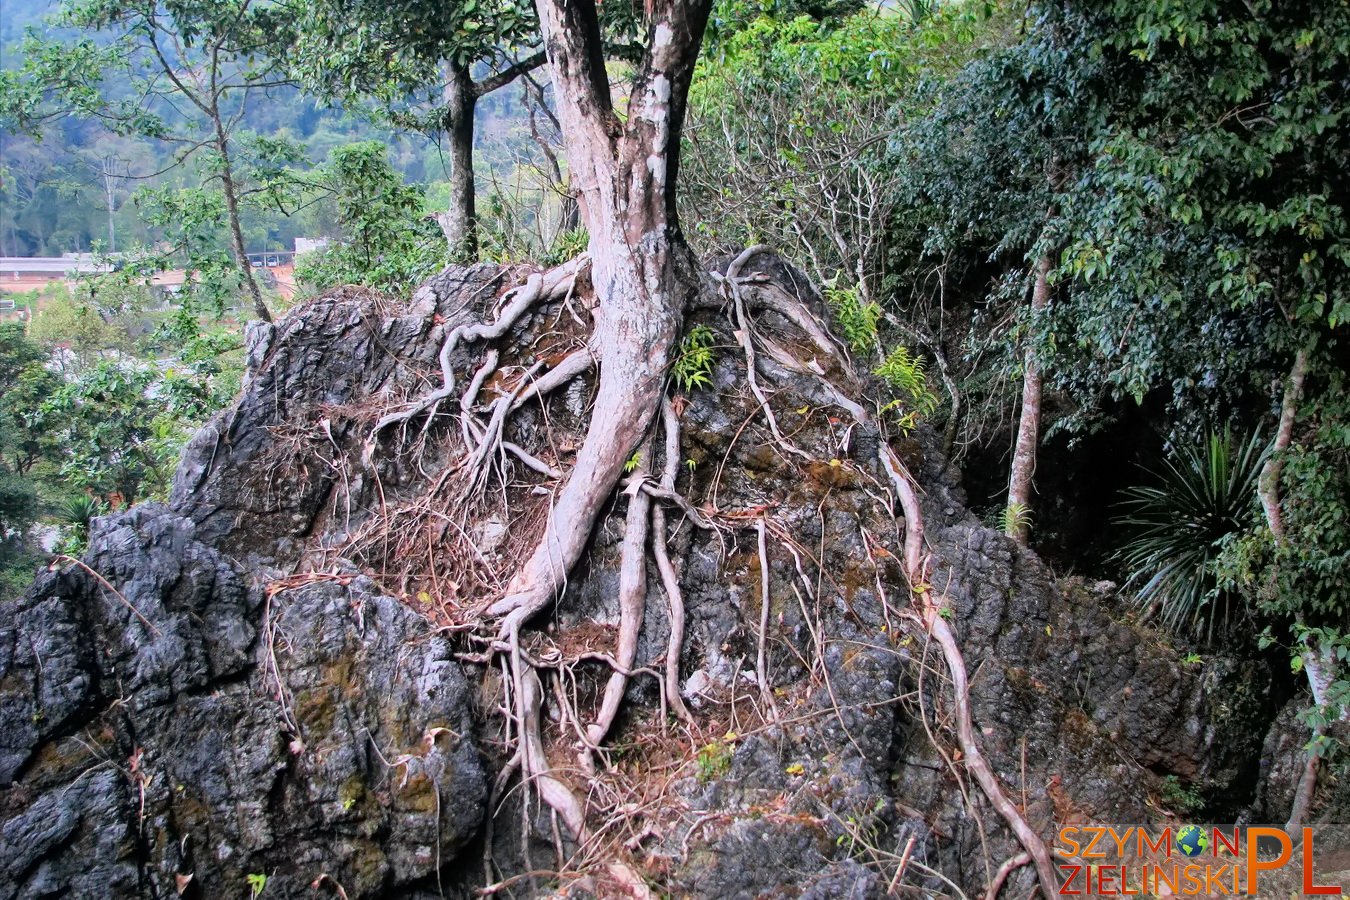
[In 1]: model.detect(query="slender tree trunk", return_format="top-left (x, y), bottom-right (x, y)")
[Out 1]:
top-left (212, 113), bottom-right (270, 323)
top-left (101, 164), bottom-right (116, 253)
top-left (1259, 343), bottom-right (1311, 543)
top-left (1005, 253), bottom-right (1051, 544)
top-left (523, 73), bottom-right (580, 236)
top-left (437, 60), bottom-right (479, 262)
top-left (1258, 341), bottom-right (1342, 829)
top-left (490, 0), bottom-right (712, 627)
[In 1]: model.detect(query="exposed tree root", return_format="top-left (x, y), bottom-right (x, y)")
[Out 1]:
top-left (359, 247), bottom-right (1061, 897)
top-left (984, 852), bottom-right (1032, 900)
top-left (367, 256), bottom-right (590, 455)
top-left (754, 517), bottom-right (779, 718)
top-left (587, 441), bottom-right (654, 748)
top-left (919, 612), bottom-right (1058, 898)
top-left (653, 399), bottom-right (694, 725)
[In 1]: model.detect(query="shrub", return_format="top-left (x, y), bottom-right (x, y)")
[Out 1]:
top-left (1113, 429), bottom-right (1268, 639)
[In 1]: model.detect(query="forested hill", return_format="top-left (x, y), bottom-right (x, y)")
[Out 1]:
top-left (0, 0), bottom-right (537, 259)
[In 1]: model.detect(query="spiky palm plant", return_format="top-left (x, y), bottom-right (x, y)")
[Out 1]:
top-left (1114, 430), bottom-right (1269, 640)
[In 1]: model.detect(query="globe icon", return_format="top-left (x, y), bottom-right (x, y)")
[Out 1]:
top-left (1176, 825), bottom-right (1209, 858)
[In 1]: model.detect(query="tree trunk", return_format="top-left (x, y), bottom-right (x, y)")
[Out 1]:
top-left (436, 60), bottom-right (479, 262)
top-left (213, 113), bottom-right (271, 323)
top-left (490, 0), bottom-right (712, 628)
top-left (101, 162), bottom-right (117, 253)
top-left (1259, 343), bottom-right (1311, 543)
top-left (1005, 253), bottom-right (1051, 544)
top-left (522, 73), bottom-right (581, 236)
top-left (1258, 341), bottom-right (1344, 829)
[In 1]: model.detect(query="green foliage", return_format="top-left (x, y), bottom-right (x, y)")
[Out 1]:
top-left (26, 286), bottom-right (131, 372)
top-left (999, 502), bottom-right (1032, 537)
top-left (291, 0), bottom-right (538, 121)
top-left (1158, 775), bottom-right (1204, 816)
top-left (1219, 368), bottom-right (1350, 626)
top-left (826, 285), bottom-right (880, 355)
top-left (1114, 430), bottom-right (1269, 640)
top-left (875, 345), bottom-right (939, 433)
top-left (541, 226), bottom-right (589, 268)
top-left (896, 0), bottom-right (1349, 438)
top-left (0, 0), bottom-right (309, 317)
top-left (0, 323), bottom-right (57, 596)
top-left (247, 872), bottom-right (267, 898)
top-left (294, 143), bottom-right (443, 296)
top-left (696, 738), bottom-right (734, 783)
top-left (35, 358), bottom-right (217, 505)
top-left (1220, 363), bottom-right (1349, 746)
top-left (685, 6), bottom-right (996, 303)
top-left (673, 325), bottom-right (718, 392)
top-left (57, 494), bottom-right (106, 556)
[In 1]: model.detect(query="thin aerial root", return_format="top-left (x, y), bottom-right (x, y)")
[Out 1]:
top-left (915, 612), bottom-right (1057, 899)
top-left (726, 272), bottom-right (809, 461)
top-left (754, 516), bottom-right (779, 719)
top-left (460, 349), bottom-right (500, 450)
top-left (586, 440), bottom-right (654, 747)
top-left (743, 281), bottom-right (850, 371)
top-left (502, 442), bottom-right (563, 480)
top-left (629, 479), bottom-right (714, 530)
top-left (878, 444), bottom-right (927, 585)
top-left (652, 399), bottom-right (693, 723)
top-left (465, 361), bottom-right (545, 487)
top-left (518, 660), bottom-right (588, 838)
top-left (984, 852), bottom-right (1032, 900)
top-left (509, 346), bottom-right (596, 413)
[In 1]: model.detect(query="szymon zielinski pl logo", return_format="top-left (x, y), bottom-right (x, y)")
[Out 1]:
top-left (1055, 825), bottom-right (1347, 896)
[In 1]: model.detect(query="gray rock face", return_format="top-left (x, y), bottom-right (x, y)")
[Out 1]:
top-left (0, 506), bottom-right (486, 899)
top-left (169, 269), bottom-right (505, 567)
top-left (0, 259), bottom-right (1306, 899)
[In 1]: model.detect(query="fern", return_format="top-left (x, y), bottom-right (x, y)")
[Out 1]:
top-left (875, 345), bottom-right (939, 432)
top-left (673, 325), bottom-right (717, 391)
top-left (826, 284), bottom-right (881, 354)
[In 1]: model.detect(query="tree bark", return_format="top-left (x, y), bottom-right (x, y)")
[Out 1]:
top-left (1005, 253), bottom-right (1051, 544)
top-left (213, 111), bottom-right (271, 323)
top-left (1258, 343), bottom-right (1310, 543)
top-left (437, 60), bottom-right (479, 262)
top-left (490, 0), bottom-right (712, 629)
top-left (1258, 341), bottom-right (1344, 829)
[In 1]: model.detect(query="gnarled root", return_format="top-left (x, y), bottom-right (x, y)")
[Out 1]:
top-left (362, 245), bottom-right (1060, 898)
top-left (921, 612), bottom-right (1059, 898)
top-left (367, 255), bottom-right (590, 457)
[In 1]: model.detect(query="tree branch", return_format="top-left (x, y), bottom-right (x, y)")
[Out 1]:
top-left (472, 49), bottom-right (547, 99)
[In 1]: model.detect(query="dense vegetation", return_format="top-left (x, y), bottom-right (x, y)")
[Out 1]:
top-left (1, 0), bottom-right (1345, 823)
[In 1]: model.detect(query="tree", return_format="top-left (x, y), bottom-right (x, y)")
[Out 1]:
top-left (1, 0), bottom-right (301, 322)
top-left (488, 0), bottom-right (712, 629)
top-left (291, 0), bottom-right (546, 260)
top-left (0, 323), bottom-right (59, 599)
top-left (896, 0), bottom-right (1349, 811)
top-left (293, 141), bottom-right (443, 295)
top-left (0, 322), bottom-right (63, 477)
top-left (358, 1), bottom-right (713, 889)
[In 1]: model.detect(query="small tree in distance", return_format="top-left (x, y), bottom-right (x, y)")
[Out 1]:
top-left (0, 0), bottom-right (301, 322)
